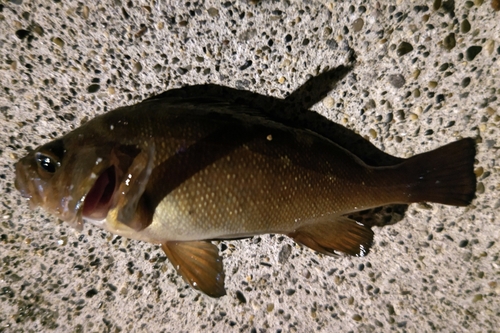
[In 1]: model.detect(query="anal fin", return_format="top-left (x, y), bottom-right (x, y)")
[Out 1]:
top-left (161, 241), bottom-right (226, 298)
top-left (288, 216), bottom-right (373, 257)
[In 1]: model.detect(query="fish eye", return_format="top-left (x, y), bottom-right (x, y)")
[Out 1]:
top-left (35, 152), bottom-right (60, 174)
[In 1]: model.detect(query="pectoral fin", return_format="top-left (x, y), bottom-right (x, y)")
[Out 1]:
top-left (161, 241), bottom-right (226, 298)
top-left (288, 216), bottom-right (373, 257)
top-left (114, 144), bottom-right (155, 231)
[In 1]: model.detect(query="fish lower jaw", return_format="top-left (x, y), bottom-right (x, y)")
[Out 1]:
top-left (83, 216), bottom-right (158, 243)
top-left (83, 217), bottom-right (108, 229)
top-left (83, 217), bottom-right (129, 238)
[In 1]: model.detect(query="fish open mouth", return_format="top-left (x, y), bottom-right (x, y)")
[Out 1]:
top-left (82, 166), bottom-right (116, 220)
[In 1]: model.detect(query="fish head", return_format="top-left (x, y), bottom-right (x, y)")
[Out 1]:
top-left (15, 135), bottom-right (121, 230)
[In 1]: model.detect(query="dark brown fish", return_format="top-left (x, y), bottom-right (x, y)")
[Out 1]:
top-left (15, 87), bottom-right (476, 297)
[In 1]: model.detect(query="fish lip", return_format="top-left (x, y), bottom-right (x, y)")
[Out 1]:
top-left (14, 160), bottom-right (39, 207)
top-left (82, 166), bottom-right (117, 220)
top-left (14, 161), bottom-right (31, 198)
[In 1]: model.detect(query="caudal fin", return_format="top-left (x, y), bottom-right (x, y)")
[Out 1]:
top-left (401, 138), bottom-right (476, 206)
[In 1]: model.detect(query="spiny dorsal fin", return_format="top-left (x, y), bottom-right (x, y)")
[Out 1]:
top-left (288, 216), bottom-right (373, 257)
top-left (161, 241), bottom-right (226, 298)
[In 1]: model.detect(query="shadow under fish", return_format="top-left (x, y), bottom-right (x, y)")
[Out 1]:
top-left (15, 67), bottom-right (476, 297)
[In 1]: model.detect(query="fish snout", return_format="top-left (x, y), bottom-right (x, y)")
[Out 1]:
top-left (14, 161), bottom-right (32, 199)
top-left (14, 159), bottom-right (43, 209)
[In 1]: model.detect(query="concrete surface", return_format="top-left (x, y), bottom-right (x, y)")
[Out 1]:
top-left (1, 0), bottom-right (499, 332)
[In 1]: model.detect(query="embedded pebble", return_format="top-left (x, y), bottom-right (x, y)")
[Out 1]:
top-left (15, 29), bottom-right (30, 40)
top-left (85, 288), bottom-right (98, 298)
top-left (278, 244), bottom-right (292, 264)
top-left (32, 24), bottom-right (44, 36)
top-left (207, 7), bottom-right (219, 17)
top-left (466, 46), bottom-right (482, 61)
top-left (485, 107), bottom-right (495, 116)
top-left (461, 77), bottom-right (471, 88)
top-left (396, 42), bottom-right (413, 56)
top-left (240, 29), bottom-right (257, 42)
top-left (323, 27), bottom-right (332, 37)
top-left (472, 294), bottom-right (483, 303)
top-left (52, 37), bottom-right (65, 48)
top-left (239, 60), bottom-right (253, 71)
top-left (365, 99), bottom-right (376, 109)
top-left (82, 6), bottom-right (89, 19)
top-left (394, 110), bottom-right (405, 121)
top-left (443, 33), bottom-right (456, 50)
top-left (388, 74), bottom-right (406, 88)
top-left (352, 18), bottom-right (364, 32)
top-left (153, 64), bottom-right (162, 73)
top-left (235, 291), bottom-right (247, 304)
top-left (13, 21), bottom-right (22, 29)
top-left (322, 96), bottom-right (335, 109)
top-left (461, 19), bottom-right (471, 33)
top-left (474, 167), bottom-right (484, 177)
top-left (133, 62), bottom-right (143, 74)
top-left (438, 63), bottom-right (449, 71)
top-left (87, 84), bottom-right (100, 93)
top-left (476, 182), bottom-right (485, 194)
top-left (428, 81), bottom-right (438, 89)
top-left (325, 39), bottom-right (337, 50)
top-left (412, 69), bottom-right (421, 79)
top-left (485, 40), bottom-right (495, 55)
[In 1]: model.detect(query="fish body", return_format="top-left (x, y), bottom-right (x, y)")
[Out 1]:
top-left (15, 89), bottom-right (476, 297)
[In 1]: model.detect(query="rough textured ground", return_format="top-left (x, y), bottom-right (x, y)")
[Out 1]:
top-left (1, 1), bottom-right (499, 332)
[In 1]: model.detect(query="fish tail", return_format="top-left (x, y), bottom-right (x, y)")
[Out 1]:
top-left (399, 138), bottom-right (476, 206)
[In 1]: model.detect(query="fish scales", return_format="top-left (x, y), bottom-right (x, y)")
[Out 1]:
top-left (150, 126), bottom-right (394, 240)
top-left (15, 86), bottom-right (477, 297)
top-left (102, 103), bottom-right (399, 240)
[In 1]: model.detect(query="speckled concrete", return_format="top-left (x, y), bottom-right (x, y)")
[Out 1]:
top-left (1, 1), bottom-right (499, 332)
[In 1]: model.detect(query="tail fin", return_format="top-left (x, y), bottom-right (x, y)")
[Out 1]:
top-left (401, 138), bottom-right (476, 206)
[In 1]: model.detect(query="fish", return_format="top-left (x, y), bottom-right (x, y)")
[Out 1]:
top-left (14, 85), bottom-right (476, 298)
